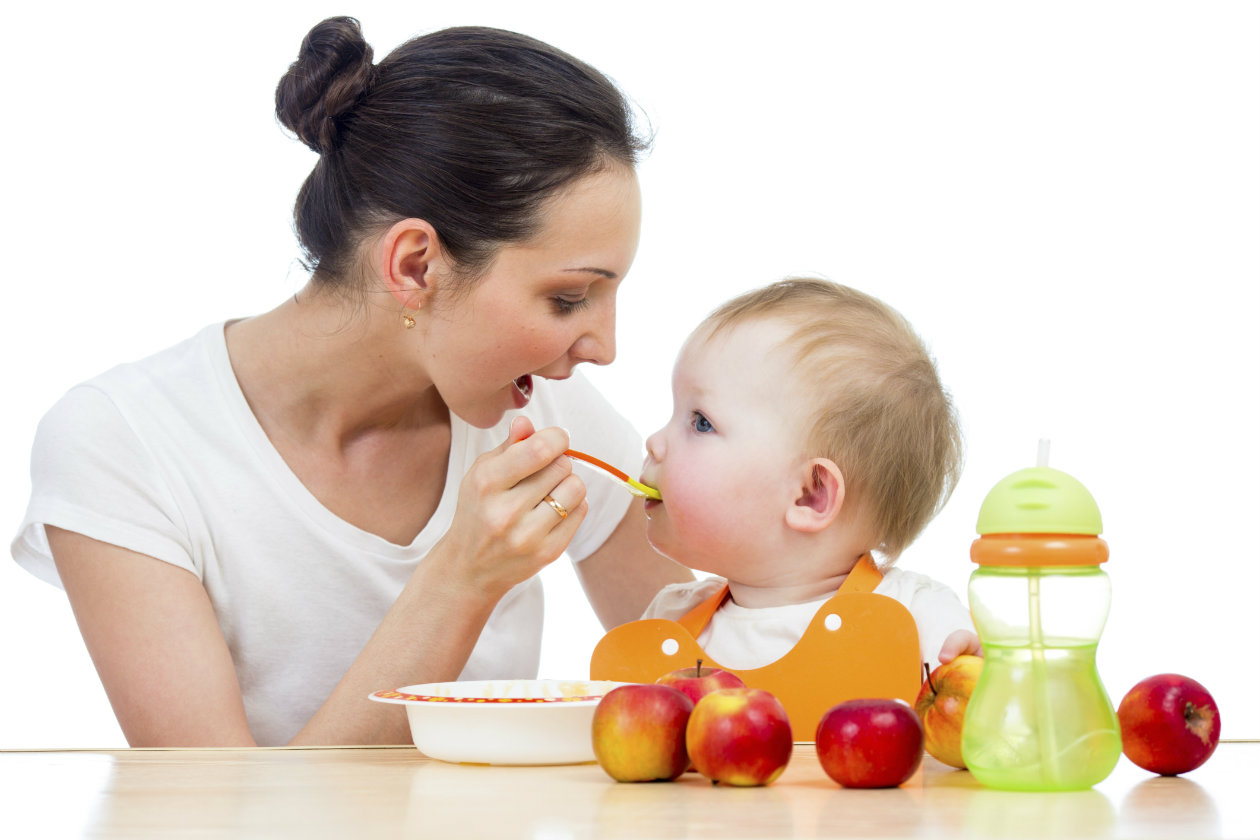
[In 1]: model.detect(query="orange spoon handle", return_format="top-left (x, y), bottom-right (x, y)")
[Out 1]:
top-left (565, 449), bottom-right (631, 482)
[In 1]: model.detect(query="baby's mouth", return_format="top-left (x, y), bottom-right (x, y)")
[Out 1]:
top-left (641, 480), bottom-right (662, 507)
top-left (513, 375), bottom-right (533, 400)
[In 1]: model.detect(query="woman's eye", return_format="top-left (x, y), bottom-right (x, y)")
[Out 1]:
top-left (553, 296), bottom-right (592, 315)
top-left (690, 411), bottom-right (714, 434)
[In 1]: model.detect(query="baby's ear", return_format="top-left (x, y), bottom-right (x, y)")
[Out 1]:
top-left (785, 458), bottom-right (844, 533)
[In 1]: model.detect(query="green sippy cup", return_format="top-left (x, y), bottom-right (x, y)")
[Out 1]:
top-left (961, 441), bottom-right (1122, 791)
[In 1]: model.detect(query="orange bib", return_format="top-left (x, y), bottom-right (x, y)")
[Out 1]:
top-left (589, 555), bottom-right (922, 740)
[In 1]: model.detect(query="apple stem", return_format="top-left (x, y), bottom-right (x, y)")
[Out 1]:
top-left (696, 659), bottom-right (704, 678)
top-left (923, 662), bottom-right (935, 694)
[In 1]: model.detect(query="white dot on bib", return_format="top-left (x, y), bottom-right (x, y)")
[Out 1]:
top-left (824, 614), bottom-right (842, 631)
top-left (661, 638), bottom-right (680, 656)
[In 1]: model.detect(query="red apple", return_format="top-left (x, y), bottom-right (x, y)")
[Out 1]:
top-left (1118, 673), bottom-right (1221, 776)
top-left (656, 659), bottom-right (746, 704)
top-left (591, 684), bottom-right (694, 782)
top-left (914, 655), bottom-right (983, 769)
top-left (816, 698), bottom-right (924, 788)
top-left (685, 688), bottom-right (793, 786)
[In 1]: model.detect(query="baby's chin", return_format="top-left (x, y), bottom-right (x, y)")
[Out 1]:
top-left (643, 527), bottom-right (686, 567)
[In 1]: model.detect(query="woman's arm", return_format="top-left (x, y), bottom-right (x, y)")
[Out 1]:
top-left (50, 527), bottom-right (508, 746)
top-left (50, 527), bottom-right (257, 746)
top-left (50, 418), bottom-right (589, 747)
top-left (575, 502), bottom-right (693, 630)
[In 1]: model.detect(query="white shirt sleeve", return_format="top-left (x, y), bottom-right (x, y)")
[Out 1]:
top-left (12, 383), bottom-right (198, 587)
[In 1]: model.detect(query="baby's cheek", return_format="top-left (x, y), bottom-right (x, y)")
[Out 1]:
top-left (665, 484), bottom-right (739, 555)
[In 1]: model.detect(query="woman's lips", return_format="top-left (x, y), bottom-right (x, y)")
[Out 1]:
top-left (511, 375), bottom-right (533, 408)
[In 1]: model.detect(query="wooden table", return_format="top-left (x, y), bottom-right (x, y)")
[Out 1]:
top-left (4, 742), bottom-right (1256, 838)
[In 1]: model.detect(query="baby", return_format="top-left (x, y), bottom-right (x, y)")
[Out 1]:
top-left (639, 278), bottom-right (980, 669)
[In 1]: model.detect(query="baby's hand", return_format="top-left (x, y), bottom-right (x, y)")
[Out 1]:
top-left (938, 629), bottom-right (982, 663)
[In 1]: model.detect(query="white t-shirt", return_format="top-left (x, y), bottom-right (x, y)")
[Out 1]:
top-left (11, 322), bottom-right (640, 745)
top-left (642, 568), bottom-right (972, 670)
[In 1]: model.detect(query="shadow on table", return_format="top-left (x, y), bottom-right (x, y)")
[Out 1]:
top-left (1119, 776), bottom-right (1220, 838)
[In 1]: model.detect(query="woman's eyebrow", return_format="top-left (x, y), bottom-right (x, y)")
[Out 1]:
top-left (564, 267), bottom-right (618, 279)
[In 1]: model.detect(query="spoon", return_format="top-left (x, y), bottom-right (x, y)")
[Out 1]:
top-left (565, 449), bottom-right (662, 500)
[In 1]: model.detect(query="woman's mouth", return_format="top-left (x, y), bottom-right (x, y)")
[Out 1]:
top-left (511, 375), bottom-right (533, 408)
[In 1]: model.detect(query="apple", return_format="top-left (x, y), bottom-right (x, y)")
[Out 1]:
top-left (685, 688), bottom-right (793, 786)
top-left (914, 655), bottom-right (983, 769)
top-left (591, 684), bottom-right (694, 782)
top-left (1118, 673), bottom-right (1221, 776)
top-left (656, 659), bottom-right (746, 704)
top-left (816, 698), bottom-right (924, 788)
top-left (657, 661), bottom-right (747, 773)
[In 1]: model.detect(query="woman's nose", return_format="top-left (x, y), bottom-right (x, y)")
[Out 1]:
top-left (572, 300), bottom-right (616, 366)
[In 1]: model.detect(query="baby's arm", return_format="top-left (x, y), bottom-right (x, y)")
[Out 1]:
top-left (937, 628), bottom-right (982, 663)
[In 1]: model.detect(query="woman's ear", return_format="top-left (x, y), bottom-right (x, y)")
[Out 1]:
top-left (379, 218), bottom-right (444, 310)
top-left (785, 458), bottom-right (845, 533)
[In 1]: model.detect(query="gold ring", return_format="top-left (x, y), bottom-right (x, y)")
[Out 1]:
top-left (543, 494), bottom-right (568, 519)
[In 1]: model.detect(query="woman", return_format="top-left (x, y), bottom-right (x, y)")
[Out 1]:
top-left (11, 17), bottom-right (689, 746)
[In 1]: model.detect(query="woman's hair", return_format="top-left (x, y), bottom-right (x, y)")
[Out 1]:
top-left (275, 17), bottom-right (648, 287)
top-left (701, 278), bottom-right (964, 564)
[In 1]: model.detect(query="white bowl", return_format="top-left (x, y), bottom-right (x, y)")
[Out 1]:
top-left (369, 679), bottom-right (626, 765)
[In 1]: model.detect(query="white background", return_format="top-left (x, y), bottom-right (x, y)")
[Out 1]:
top-left (2, 1), bottom-right (1256, 747)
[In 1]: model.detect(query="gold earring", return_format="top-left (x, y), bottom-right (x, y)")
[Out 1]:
top-left (402, 312), bottom-right (416, 329)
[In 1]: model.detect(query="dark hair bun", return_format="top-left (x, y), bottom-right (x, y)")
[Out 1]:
top-left (275, 16), bottom-right (374, 154)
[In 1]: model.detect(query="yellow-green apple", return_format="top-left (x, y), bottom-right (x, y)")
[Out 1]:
top-left (685, 688), bottom-right (793, 786)
top-left (913, 655), bottom-right (983, 769)
top-left (656, 660), bottom-right (745, 704)
top-left (1118, 673), bottom-right (1221, 776)
top-left (591, 684), bottom-right (694, 782)
top-left (816, 698), bottom-right (924, 788)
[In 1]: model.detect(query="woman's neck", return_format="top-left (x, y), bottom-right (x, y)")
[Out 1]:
top-left (225, 284), bottom-right (448, 451)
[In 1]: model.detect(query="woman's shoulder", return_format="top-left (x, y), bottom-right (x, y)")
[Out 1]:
top-left (48, 323), bottom-right (226, 409)
top-left (529, 371), bottom-right (641, 457)
top-left (33, 322), bottom-right (239, 472)
top-left (526, 371), bottom-right (631, 425)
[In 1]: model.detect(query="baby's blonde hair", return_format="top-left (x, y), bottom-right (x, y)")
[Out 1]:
top-left (700, 278), bottom-right (963, 563)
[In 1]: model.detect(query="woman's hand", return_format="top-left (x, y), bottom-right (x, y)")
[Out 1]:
top-left (435, 416), bottom-right (588, 598)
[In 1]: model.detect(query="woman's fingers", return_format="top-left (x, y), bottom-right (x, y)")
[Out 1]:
top-left (532, 479), bottom-right (589, 558)
top-left (476, 422), bottom-right (571, 493)
top-left (533, 472), bottom-right (588, 529)
top-left (438, 423), bottom-right (592, 596)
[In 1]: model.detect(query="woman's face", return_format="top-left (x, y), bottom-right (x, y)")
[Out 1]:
top-left (424, 165), bottom-right (642, 428)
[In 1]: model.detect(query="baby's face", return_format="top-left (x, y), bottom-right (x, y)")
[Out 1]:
top-left (640, 318), bottom-right (813, 581)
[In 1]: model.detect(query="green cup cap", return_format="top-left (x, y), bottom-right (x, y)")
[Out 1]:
top-left (976, 466), bottom-right (1103, 535)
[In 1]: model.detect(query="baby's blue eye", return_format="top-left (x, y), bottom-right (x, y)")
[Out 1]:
top-left (690, 412), bottom-right (714, 433)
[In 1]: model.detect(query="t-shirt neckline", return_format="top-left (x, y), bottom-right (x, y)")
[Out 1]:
top-left (204, 321), bottom-right (464, 557)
